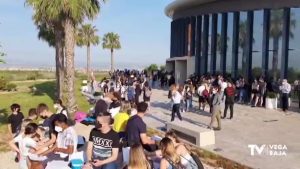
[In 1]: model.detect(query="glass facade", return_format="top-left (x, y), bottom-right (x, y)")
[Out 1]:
top-left (169, 7), bottom-right (300, 82)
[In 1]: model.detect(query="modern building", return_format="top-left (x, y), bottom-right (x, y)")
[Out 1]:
top-left (165, 0), bottom-right (300, 84)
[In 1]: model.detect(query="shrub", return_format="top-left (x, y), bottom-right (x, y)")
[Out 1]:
top-left (0, 77), bottom-right (7, 90)
top-left (266, 92), bottom-right (277, 98)
top-left (5, 83), bottom-right (17, 91)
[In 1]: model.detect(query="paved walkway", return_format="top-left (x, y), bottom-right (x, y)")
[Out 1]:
top-left (144, 89), bottom-right (300, 169)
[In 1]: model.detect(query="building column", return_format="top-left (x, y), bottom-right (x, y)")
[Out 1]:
top-left (211, 14), bottom-right (218, 74)
top-left (220, 13), bottom-right (228, 75)
top-left (190, 16), bottom-right (196, 56)
top-left (195, 15), bottom-right (202, 75)
top-left (262, 9), bottom-right (270, 78)
top-left (201, 15), bottom-right (209, 75)
top-left (281, 8), bottom-right (290, 79)
top-left (245, 11), bottom-right (254, 82)
top-left (232, 12), bottom-right (240, 79)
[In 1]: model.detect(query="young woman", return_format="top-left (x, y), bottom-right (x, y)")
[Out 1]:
top-left (165, 131), bottom-right (198, 169)
top-left (171, 85), bottom-right (183, 121)
top-left (9, 123), bottom-right (38, 169)
top-left (250, 79), bottom-right (259, 107)
top-left (160, 137), bottom-right (183, 169)
top-left (223, 82), bottom-right (236, 119)
top-left (53, 99), bottom-right (68, 118)
top-left (123, 144), bottom-right (151, 169)
top-left (113, 101), bottom-right (131, 138)
top-left (143, 81), bottom-right (152, 109)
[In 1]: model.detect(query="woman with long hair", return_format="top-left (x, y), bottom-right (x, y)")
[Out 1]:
top-left (113, 101), bottom-right (131, 138)
top-left (125, 144), bottom-right (151, 169)
top-left (160, 137), bottom-right (183, 169)
top-left (170, 85), bottom-right (183, 121)
top-left (165, 131), bottom-right (198, 169)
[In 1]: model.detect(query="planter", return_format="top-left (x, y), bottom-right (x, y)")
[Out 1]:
top-left (266, 97), bottom-right (277, 109)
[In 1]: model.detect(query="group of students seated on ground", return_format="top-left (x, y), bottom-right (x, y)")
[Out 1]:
top-left (7, 101), bottom-right (77, 169)
top-left (7, 97), bottom-right (203, 169)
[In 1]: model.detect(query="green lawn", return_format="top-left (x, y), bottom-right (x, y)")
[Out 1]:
top-left (0, 71), bottom-right (108, 151)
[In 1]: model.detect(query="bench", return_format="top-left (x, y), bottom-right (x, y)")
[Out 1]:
top-left (166, 121), bottom-right (215, 147)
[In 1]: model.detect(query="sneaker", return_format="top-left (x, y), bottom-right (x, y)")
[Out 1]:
top-left (221, 116), bottom-right (225, 119)
top-left (215, 127), bottom-right (221, 131)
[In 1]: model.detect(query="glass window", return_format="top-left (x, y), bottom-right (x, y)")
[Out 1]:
top-left (238, 12), bottom-right (247, 77)
top-left (288, 8), bottom-right (300, 82)
top-left (216, 13), bottom-right (222, 73)
top-left (227, 13), bottom-right (234, 75)
top-left (207, 14), bottom-right (212, 74)
top-left (268, 9), bottom-right (283, 81)
top-left (252, 10), bottom-right (263, 78)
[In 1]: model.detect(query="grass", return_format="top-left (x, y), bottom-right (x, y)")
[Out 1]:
top-left (0, 70), bottom-right (108, 151)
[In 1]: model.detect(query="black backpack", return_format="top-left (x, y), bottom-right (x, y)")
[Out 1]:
top-left (190, 153), bottom-right (204, 169)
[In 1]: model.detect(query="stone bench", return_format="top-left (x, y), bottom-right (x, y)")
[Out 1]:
top-left (166, 121), bottom-right (215, 147)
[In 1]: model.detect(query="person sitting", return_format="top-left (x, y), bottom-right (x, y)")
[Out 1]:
top-left (159, 137), bottom-right (184, 169)
top-left (52, 114), bottom-right (77, 158)
top-left (126, 102), bottom-right (157, 152)
top-left (9, 123), bottom-right (38, 169)
top-left (123, 144), bottom-right (151, 169)
top-left (84, 112), bottom-right (119, 169)
top-left (113, 101), bottom-right (131, 139)
top-left (165, 131), bottom-right (198, 169)
top-left (53, 99), bottom-right (68, 118)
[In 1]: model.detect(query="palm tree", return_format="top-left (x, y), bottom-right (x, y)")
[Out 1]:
top-left (238, 20), bottom-right (255, 77)
top-left (270, 10), bottom-right (296, 80)
top-left (77, 24), bottom-right (100, 79)
top-left (27, 0), bottom-right (103, 113)
top-left (102, 32), bottom-right (121, 72)
top-left (36, 22), bottom-right (65, 99)
top-left (0, 44), bottom-right (5, 64)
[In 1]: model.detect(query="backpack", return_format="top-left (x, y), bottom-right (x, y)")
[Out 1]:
top-left (145, 87), bottom-right (152, 97)
top-left (202, 89), bottom-right (209, 98)
top-left (190, 153), bottom-right (204, 169)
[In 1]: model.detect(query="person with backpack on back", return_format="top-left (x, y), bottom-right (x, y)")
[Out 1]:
top-left (143, 81), bottom-right (152, 110)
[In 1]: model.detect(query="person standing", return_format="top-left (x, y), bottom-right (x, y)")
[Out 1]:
top-left (171, 85), bottom-right (183, 121)
top-left (208, 86), bottom-right (222, 130)
top-left (279, 79), bottom-right (291, 113)
top-left (222, 82), bottom-right (235, 119)
top-left (143, 81), bottom-right (152, 109)
top-left (8, 103), bottom-right (24, 138)
top-left (134, 83), bottom-right (142, 104)
top-left (84, 112), bottom-right (119, 169)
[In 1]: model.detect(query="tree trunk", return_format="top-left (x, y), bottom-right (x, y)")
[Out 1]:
top-left (87, 44), bottom-right (90, 80)
top-left (272, 37), bottom-right (279, 80)
top-left (111, 48), bottom-right (114, 72)
top-left (64, 18), bottom-right (77, 114)
top-left (54, 27), bottom-right (64, 100)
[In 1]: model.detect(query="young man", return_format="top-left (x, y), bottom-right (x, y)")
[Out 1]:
top-left (8, 103), bottom-right (24, 137)
top-left (36, 103), bottom-right (57, 150)
top-left (52, 113), bottom-right (77, 158)
top-left (85, 112), bottom-right (119, 169)
top-left (126, 102), bottom-right (157, 152)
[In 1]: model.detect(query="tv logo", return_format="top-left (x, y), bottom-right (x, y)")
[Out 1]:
top-left (248, 144), bottom-right (266, 156)
top-left (248, 144), bottom-right (287, 156)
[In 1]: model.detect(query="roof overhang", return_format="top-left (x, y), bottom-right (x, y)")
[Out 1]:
top-left (165, 0), bottom-right (217, 18)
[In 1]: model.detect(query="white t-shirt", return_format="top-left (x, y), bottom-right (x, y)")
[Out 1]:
top-left (172, 91), bottom-right (182, 104)
top-left (197, 85), bottom-right (205, 96)
top-left (14, 135), bottom-right (37, 157)
top-left (221, 82), bottom-right (228, 92)
top-left (56, 127), bottom-right (78, 158)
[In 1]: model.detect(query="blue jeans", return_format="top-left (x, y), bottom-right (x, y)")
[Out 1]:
top-left (239, 89), bottom-right (246, 103)
top-left (94, 162), bottom-right (117, 169)
top-left (186, 98), bottom-right (192, 111)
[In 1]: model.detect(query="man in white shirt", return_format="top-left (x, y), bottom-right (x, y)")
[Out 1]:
top-left (280, 79), bottom-right (291, 113)
top-left (171, 86), bottom-right (183, 121)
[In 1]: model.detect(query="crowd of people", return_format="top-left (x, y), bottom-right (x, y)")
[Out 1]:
top-left (166, 73), bottom-right (295, 130)
top-left (7, 69), bottom-right (205, 169)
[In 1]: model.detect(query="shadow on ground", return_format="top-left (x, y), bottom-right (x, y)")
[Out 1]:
top-left (30, 81), bottom-right (56, 101)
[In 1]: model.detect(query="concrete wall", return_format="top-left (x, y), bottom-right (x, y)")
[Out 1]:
top-left (175, 60), bottom-right (187, 84)
top-left (166, 61), bottom-right (175, 72)
top-left (186, 56), bottom-right (195, 78)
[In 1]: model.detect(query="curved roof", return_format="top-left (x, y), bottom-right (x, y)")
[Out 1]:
top-left (165, 0), bottom-right (217, 18)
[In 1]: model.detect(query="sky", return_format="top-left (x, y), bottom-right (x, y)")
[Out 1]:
top-left (0, 0), bottom-right (173, 70)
